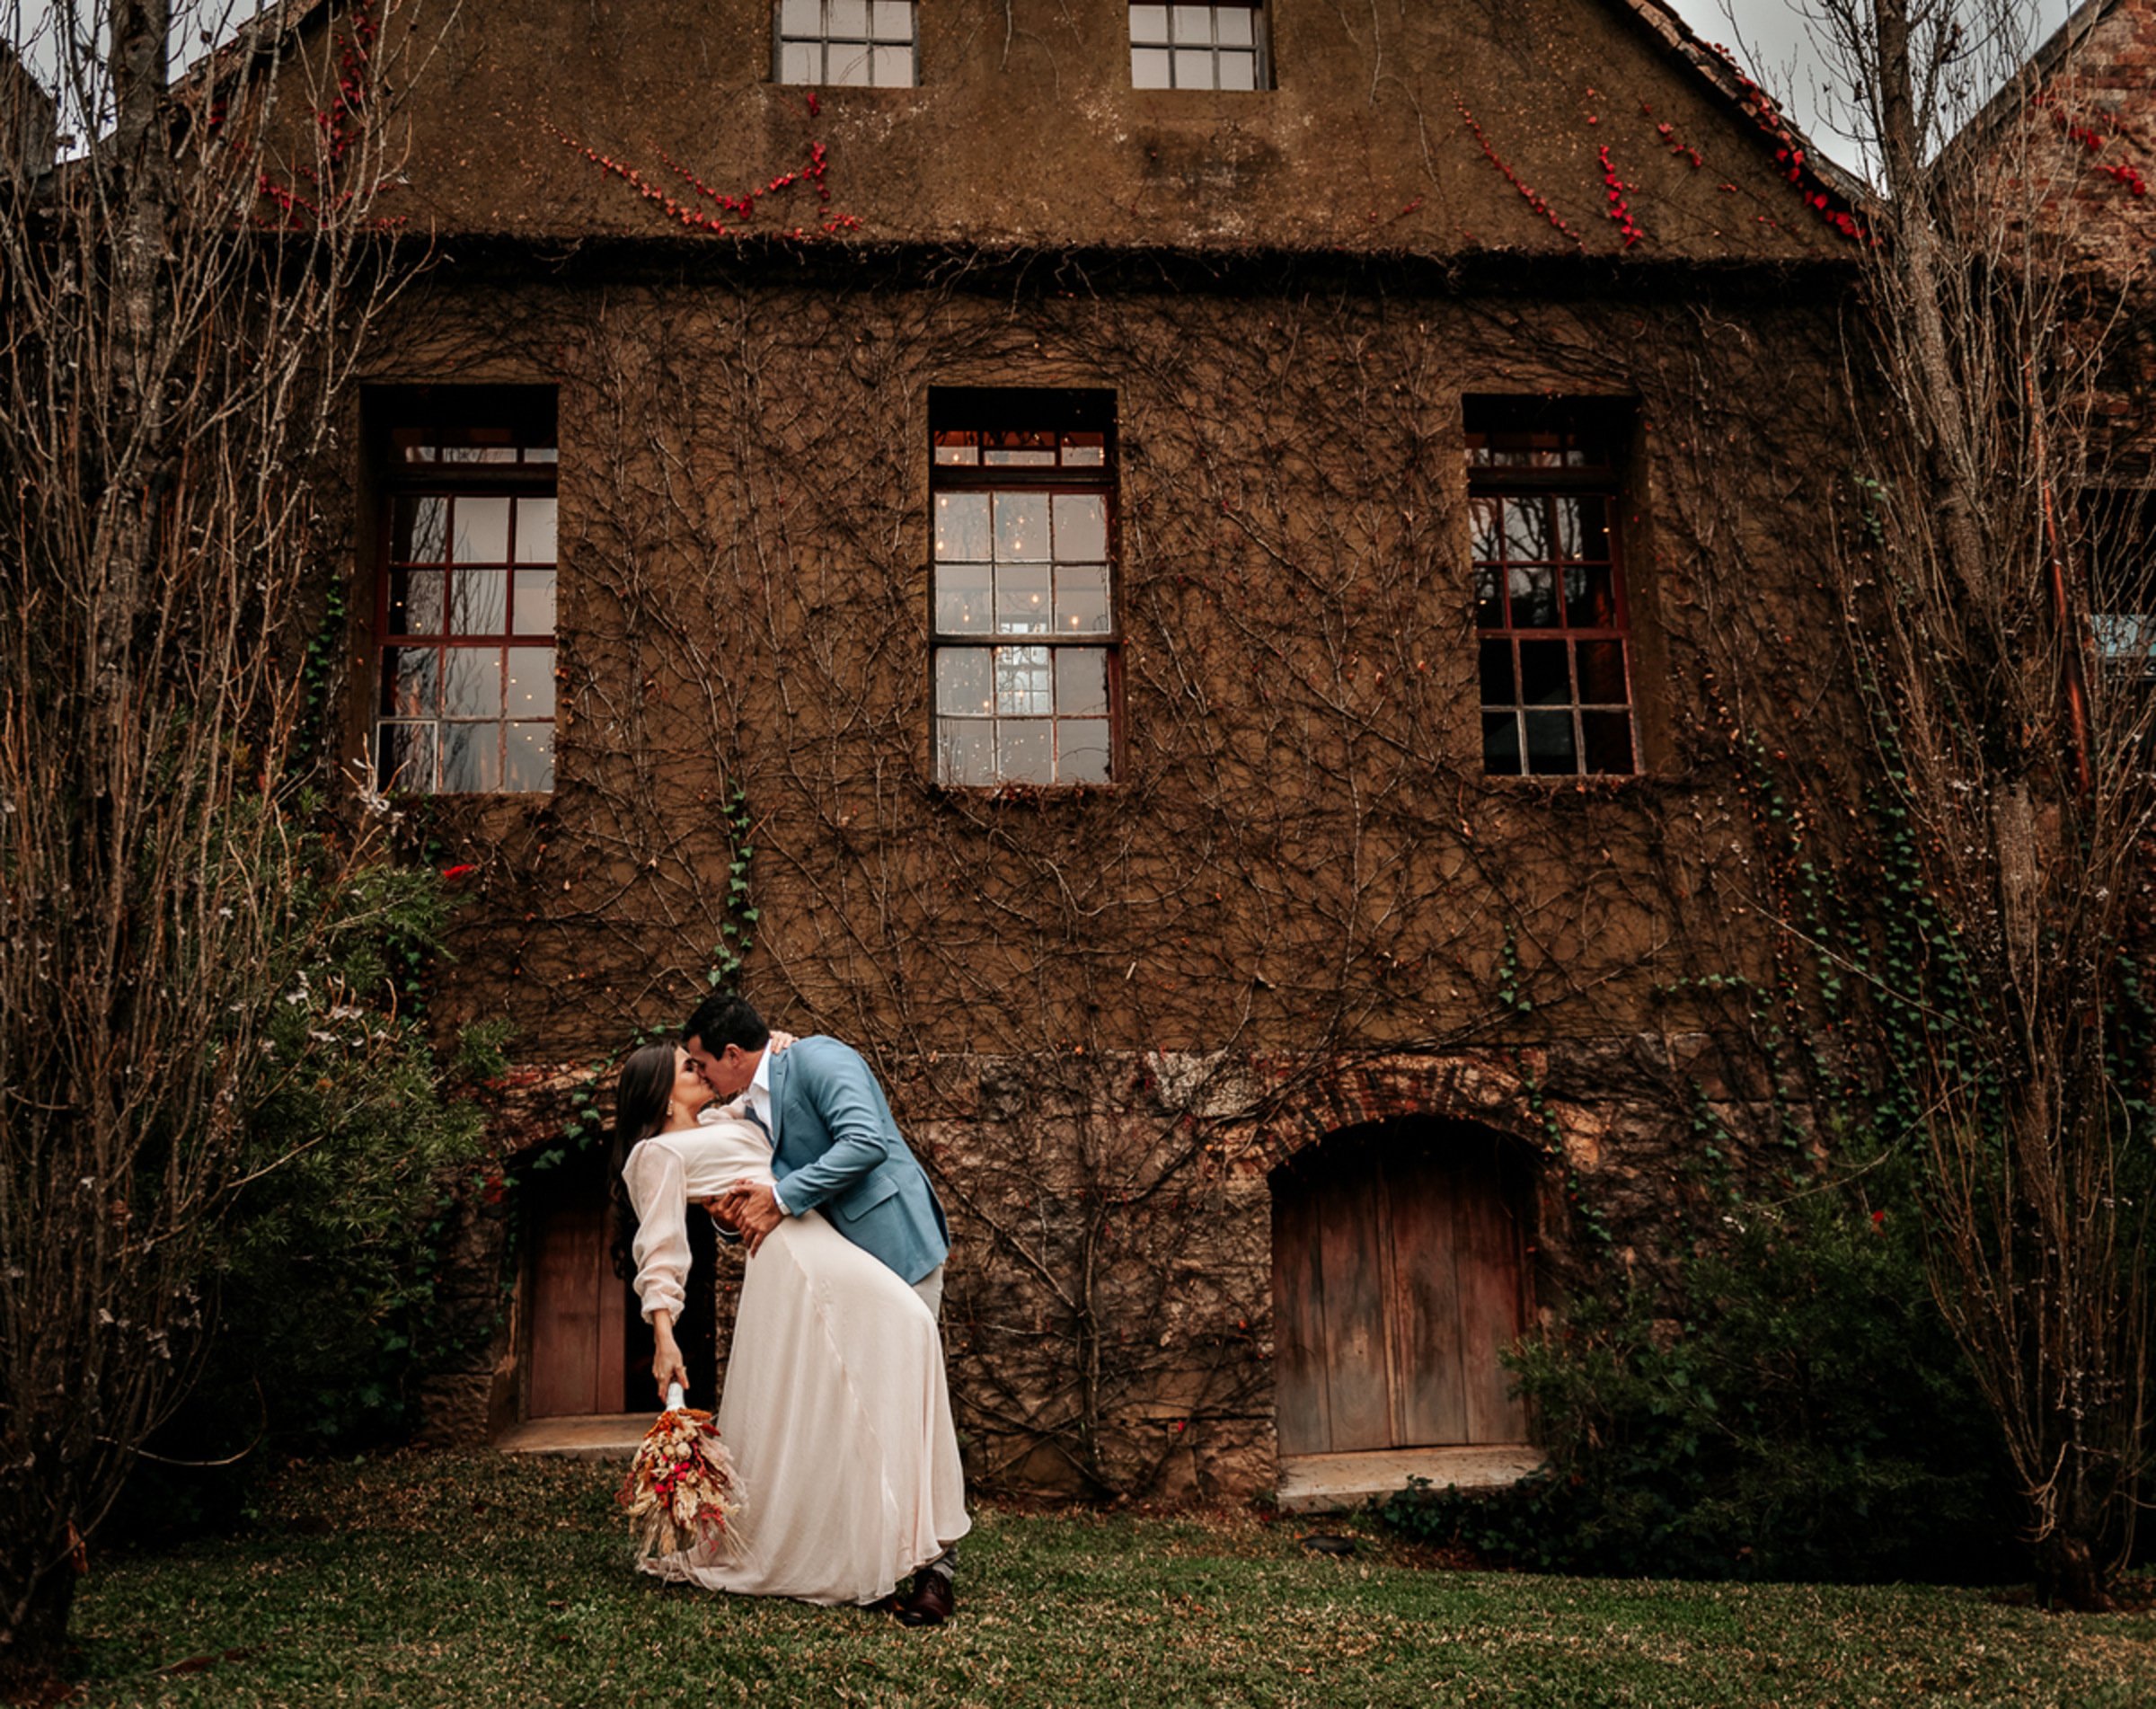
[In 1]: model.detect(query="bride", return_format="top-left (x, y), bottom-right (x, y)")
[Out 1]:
top-left (614, 1040), bottom-right (971, 1607)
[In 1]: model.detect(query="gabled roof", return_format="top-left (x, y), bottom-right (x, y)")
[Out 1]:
top-left (1610, 0), bottom-right (1870, 207)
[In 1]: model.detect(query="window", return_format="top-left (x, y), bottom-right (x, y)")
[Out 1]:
top-left (1129, 4), bottom-right (1267, 90)
top-left (372, 391), bottom-right (558, 794)
top-left (776, 0), bottom-right (915, 86)
top-left (2087, 488), bottom-right (2155, 672)
top-left (2084, 486), bottom-right (2156, 756)
top-left (1467, 401), bottom-right (1638, 776)
top-left (931, 391), bottom-right (1116, 788)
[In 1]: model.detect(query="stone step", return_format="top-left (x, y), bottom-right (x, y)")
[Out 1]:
top-left (495, 1412), bottom-right (658, 1460)
top-left (1276, 1444), bottom-right (1544, 1514)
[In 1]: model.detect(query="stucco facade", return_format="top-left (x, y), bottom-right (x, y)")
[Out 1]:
top-left (279, 0), bottom-right (1883, 1498)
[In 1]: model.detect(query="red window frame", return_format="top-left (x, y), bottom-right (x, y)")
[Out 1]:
top-left (1467, 401), bottom-right (1639, 777)
top-left (930, 389), bottom-right (1119, 791)
top-left (370, 393), bottom-right (559, 795)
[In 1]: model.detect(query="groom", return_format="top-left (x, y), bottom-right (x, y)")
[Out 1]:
top-left (681, 992), bottom-right (962, 1626)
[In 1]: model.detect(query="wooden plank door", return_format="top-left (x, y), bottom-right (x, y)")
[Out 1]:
top-left (526, 1168), bottom-right (627, 1419)
top-left (1271, 1123), bottom-right (1531, 1456)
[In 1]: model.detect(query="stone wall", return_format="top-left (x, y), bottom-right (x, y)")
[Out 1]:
top-left (421, 1032), bottom-right (1793, 1501)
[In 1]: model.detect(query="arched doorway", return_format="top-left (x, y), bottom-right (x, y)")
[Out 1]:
top-left (1270, 1120), bottom-right (1534, 1474)
top-left (520, 1142), bottom-right (718, 1419)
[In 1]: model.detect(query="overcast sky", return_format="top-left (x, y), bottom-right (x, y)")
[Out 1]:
top-left (1679, 0), bottom-right (2081, 172)
top-left (10, 0), bottom-right (2089, 176)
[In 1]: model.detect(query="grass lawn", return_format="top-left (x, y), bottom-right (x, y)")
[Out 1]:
top-left (67, 1451), bottom-right (2155, 1707)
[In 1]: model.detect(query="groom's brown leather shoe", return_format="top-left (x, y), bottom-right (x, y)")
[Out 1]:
top-left (896, 1572), bottom-right (954, 1626)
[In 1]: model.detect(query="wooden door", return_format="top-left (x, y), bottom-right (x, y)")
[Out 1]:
top-left (526, 1173), bottom-right (627, 1419)
top-left (524, 1143), bottom-right (720, 1418)
top-left (1271, 1123), bottom-right (1532, 1456)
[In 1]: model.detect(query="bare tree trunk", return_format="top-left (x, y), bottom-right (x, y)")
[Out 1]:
top-left (1800, 0), bottom-right (2156, 1611)
top-left (0, 3), bottom-right (430, 1685)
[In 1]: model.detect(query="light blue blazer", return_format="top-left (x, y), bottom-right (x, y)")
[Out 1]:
top-left (764, 1035), bottom-right (950, 1286)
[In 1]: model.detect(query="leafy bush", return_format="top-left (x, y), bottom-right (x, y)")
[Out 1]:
top-left (1382, 1166), bottom-right (2017, 1582)
top-left (122, 859), bottom-right (495, 1537)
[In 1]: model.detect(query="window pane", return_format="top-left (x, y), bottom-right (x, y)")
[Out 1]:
top-left (1564, 562), bottom-right (1617, 629)
top-left (393, 494), bottom-right (449, 563)
top-left (441, 722), bottom-right (503, 793)
top-left (506, 647), bottom-right (555, 720)
top-left (998, 721), bottom-right (1055, 783)
top-left (1132, 45), bottom-right (1171, 85)
top-left (2094, 612), bottom-right (2152, 660)
top-left (1524, 709), bottom-right (1577, 775)
top-left (1582, 710), bottom-right (1635, 774)
top-left (871, 0), bottom-right (913, 39)
top-left (388, 568), bottom-right (444, 636)
top-left (1130, 4), bottom-right (1170, 41)
top-left (379, 646), bottom-right (438, 718)
top-left (1218, 49), bottom-right (1257, 90)
top-left (780, 40), bottom-right (820, 81)
top-left (1056, 564), bottom-right (1110, 633)
top-left (442, 649), bottom-right (502, 718)
top-left (936, 648), bottom-right (994, 716)
top-left (514, 496), bottom-right (558, 564)
top-left (1479, 638), bottom-right (1515, 706)
top-left (936, 719), bottom-right (996, 786)
top-left (1557, 495), bottom-right (1609, 561)
top-left (1061, 431), bottom-right (1107, 465)
top-left (1172, 5), bottom-right (1213, 40)
top-left (1519, 639), bottom-right (1571, 704)
top-left (1474, 564), bottom-right (1505, 629)
top-left (996, 562), bottom-right (1052, 633)
top-left (870, 44), bottom-right (914, 84)
top-left (505, 722), bottom-right (555, 792)
top-left (1216, 5), bottom-right (1255, 45)
top-left (830, 44), bottom-right (873, 84)
top-left (525, 446), bottom-right (560, 465)
top-left (1056, 649), bottom-right (1109, 716)
top-left (377, 720), bottom-right (437, 791)
top-left (935, 562), bottom-right (993, 633)
top-left (453, 496), bottom-right (511, 563)
top-left (983, 429), bottom-right (1056, 466)
top-left (1504, 498), bottom-right (1553, 562)
top-left (1577, 639), bottom-right (1629, 704)
top-left (448, 569), bottom-right (508, 636)
top-left (1470, 496), bottom-right (1504, 564)
top-left (935, 491), bottom-right (991, 561)
top-left (1508, 565), bottom-right (1558, 628)
top-left (1061, 720), bottom-right (1112, 784)
top-left (513, 569), bottom-right (558, 636)
top-left (994, 491), bottom-right (1049, 561)
top-left (1053, 493), bottom-right (1108, 561)
top-left (780, 0), bottom-right (821, 34)
top-left (391, 428), bottom-right (434, 464)
top-left (1173, 48), bottom-right (1212, 86)
top-left (827, 0), bottom-right (868, 33)
top-left (995, 645), bottom-right (1053, 715)
top-left (1482, 711), bottom-right (1522, 775)
top-left (934, 430), bottom-right (979, 465)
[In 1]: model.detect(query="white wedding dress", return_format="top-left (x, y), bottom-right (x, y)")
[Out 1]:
top-left (621, 1115), bottom-right (971, 1605)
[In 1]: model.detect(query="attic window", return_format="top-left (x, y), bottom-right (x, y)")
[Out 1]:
top-left (776, 0), bottom-right (915, 87)
top-left (1130, 4), bottom-right (1267, 91)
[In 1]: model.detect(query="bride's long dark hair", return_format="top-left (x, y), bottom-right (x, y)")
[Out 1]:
top-left (609, 1041), bottom-right (680, 1282)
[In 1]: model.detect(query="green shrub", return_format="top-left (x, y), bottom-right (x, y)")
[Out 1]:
top-left (122, 859), bottom-right (493, 1537)
top-left (1382, 1167), bottom-right (2016, 1582)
